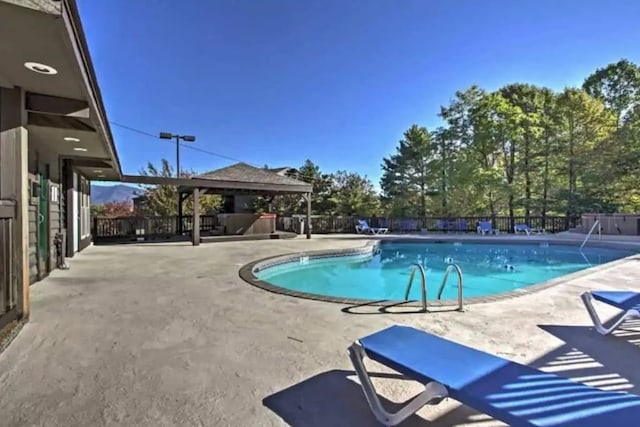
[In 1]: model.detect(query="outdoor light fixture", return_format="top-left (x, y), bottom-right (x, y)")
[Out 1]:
top-left (64, 136), bottom-right (80, 142)
top-left (159, 131), bottom-right (197, 232)
top-left (73, 147), bottom-right (87, 152)
top-left (158, 132), bottom-right (196, 178)
top-left (24, 61), bottom-right (58, 75)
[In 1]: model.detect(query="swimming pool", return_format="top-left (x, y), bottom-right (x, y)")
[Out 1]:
top-left (253, 241), bottom-right (637, 302)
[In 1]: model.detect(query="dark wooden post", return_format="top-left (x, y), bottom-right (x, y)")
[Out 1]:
top-left (177, 190), bottom-right (184, 235)
top-left (305, 192), bottom-right (311, 239)
top-left (192, 188), bottom-right (200, 246)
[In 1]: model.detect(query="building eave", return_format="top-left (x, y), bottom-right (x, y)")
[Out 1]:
top-left (61, 0), bottom-right (122, 177)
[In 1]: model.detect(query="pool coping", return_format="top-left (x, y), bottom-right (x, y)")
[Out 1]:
top-left (237, 235), bottom-right (640, 308)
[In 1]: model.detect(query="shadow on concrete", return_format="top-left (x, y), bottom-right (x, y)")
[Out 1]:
top-left (39, 276), bottom-right (103, 286)
top-left (536, 323), bottom-right (640, 394)
top-left (265, 323), bottom-right (640, 426)
top-left (263, 369), bottom-right (433, 427)
top-left (341, 299), bottom-right (462, 315)
top-left (93, 236), bottom-right (191, 246)
top-left (341, 300), bottom-right (423, 315)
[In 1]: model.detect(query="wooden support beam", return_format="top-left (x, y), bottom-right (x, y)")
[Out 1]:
top-left (65, 157), bottom-right (113, 169)
top-left (192, 188), bottom-right (200, 246)
top-left (62, 160), bottom-right (75, 258)
top-left (25, 92), bottom-right (90, 118)
top-left (305, 192), bottom-right (311, 239)
top-left (121, 174), bottom-right (312, 194)
top-left (177, 190), bottom-right (184, 234)
top-left (27, 111), bottom-right (95, 132)
top-left (0, 87), bottom-right (29, 319)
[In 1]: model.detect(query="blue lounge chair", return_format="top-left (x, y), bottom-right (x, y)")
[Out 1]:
top-left (581, 291), bottom-right (640, 335)
top-left (349, 325), bottom-right (640, 426)
top-left (455, 219), bottom-right (468, 233)
top-left (477, 220), bottom-right (499, 235)
top-left (355, 219), bottom-right (389, 235)
top-left (514, 223), bottom-right (546, 235)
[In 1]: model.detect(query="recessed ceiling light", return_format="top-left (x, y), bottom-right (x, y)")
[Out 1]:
top-left (64, 137), bottom-right (80, 142)
top-left (93, 169), bottom-right (102, 173)
top-left (73, 147), bottom-right (87, 152)
top-left (24, 62), bottom-right (58, 75)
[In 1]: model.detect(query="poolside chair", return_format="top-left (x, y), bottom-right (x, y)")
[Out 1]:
top-left (355, 219), bottom-right (388, 235)
top-left (581, 291), bottom-right (640, 335)
top-left (455, 219), bottom-right (468, 233)
top-left (477, 220), bottom-right (499, 235)
top-left (349, 325), bottom-right (640, 426)
top-left (514, 223), bottom-right (546, 235)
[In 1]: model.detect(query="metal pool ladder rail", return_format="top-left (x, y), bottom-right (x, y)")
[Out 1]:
top-left (404, 263), bottom-right (465, 312)
top-left (404, 263), bottom-right (428, 312)
top-left (437, 264), bottom-right (465, 312)
top-left (580, 219), bottom-right (601, 250)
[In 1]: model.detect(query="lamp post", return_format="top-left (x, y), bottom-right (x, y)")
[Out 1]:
top-left (159, 132), bottom-right (196, 178)
top-left (159, 132), bottom-right (196, 234)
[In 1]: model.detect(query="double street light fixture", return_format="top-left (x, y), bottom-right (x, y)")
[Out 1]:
top-left (159, 132), bottom-right (196, 232)
top-left (159, 132), bottom-right (196, 178)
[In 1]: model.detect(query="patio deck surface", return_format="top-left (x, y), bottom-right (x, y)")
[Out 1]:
top-left (1, 234), bottom-right (640, 426)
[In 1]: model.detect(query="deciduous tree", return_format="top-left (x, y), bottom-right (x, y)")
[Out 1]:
top-left (329, 171), bottom-right (380, 216)
top-left (583, 59), bottom-right (640, 127)
top-left (137, 159), bottom-right (222, 216)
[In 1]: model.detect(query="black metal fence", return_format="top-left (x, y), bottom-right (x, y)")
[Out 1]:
top-left (93, 215), bottom-right (218, 243)
top-left (276, 215), bottom-right (581, 235)
top-left (94, 214), bottom-right (581, 243)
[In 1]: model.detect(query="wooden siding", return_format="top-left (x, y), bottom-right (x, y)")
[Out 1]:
top-left (27, 146), bottom-right (63, 284)
top-left (0, 86), bottom-right (27, 323)
top-left (62, 159), bottom-right (73, 258)
top-left (27, 203), bottom-right (37, 284)
top-left (48, 167), bottom-right (62, 273)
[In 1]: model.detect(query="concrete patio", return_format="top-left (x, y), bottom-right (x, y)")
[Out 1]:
top-left (1, 235), bottom-right (640, 426)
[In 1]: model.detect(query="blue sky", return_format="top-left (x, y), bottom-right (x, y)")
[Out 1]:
top-left (79, 0), bottom-right (640, 189)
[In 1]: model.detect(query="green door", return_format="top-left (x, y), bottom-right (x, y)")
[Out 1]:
top-left (38, 173), bottom-right (48, 273)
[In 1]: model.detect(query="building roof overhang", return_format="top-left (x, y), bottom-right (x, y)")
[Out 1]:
top-left (0, 0), bottom-right (121, 180)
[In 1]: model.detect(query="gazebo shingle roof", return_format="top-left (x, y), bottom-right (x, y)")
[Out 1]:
top-left (196, 162), bottom-right (309, 188)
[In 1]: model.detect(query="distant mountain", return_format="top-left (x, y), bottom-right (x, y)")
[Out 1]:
top-left (91, 184), bottom-right (142, 205)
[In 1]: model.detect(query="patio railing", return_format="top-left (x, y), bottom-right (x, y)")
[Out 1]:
top-left (93, 215), bottom-right (218, 243)
top-left (94, 214), bottom-right (581, 243)
top-left (276, 215), bottom-right (581, 235)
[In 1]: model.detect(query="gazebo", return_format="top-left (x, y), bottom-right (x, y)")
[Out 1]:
top-left (122, 163), bottom-right (313, 245)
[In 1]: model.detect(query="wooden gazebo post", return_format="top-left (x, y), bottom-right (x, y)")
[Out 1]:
top-left (192, 188), bottom-right (200, 246)
top-left (305, 192), bottom-right (311, 239)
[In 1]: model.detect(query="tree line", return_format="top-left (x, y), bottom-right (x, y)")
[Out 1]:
top-left (380, 59), bottom-right (640, 220)
top-left (265, 59), bottom-right (640, 220)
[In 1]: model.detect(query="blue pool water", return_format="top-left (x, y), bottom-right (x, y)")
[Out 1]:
top-left (256, 242), bottom-right (637, 301)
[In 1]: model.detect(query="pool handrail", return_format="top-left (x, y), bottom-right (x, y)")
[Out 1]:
top-left (404, 263), bottom-right (427, 312)
top-left (580, 219), bottom-right (601, 250)
top-left (437, 264), bottom-right (465, 312)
